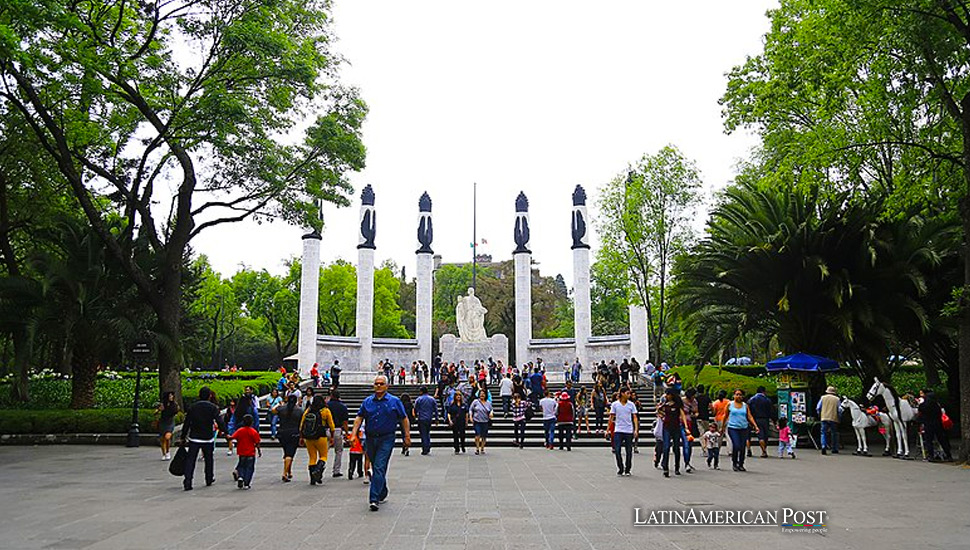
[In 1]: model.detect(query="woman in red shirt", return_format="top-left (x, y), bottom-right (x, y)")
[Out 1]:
top-left (556, 392), bottom-right (575, 451)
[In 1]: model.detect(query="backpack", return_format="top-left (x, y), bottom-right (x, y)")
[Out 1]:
top-left (301, 409), bottom-right (324, 439)
top-left (524, 405), bottom-right (535, 421)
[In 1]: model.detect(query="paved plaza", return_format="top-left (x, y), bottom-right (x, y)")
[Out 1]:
top-left (0, 444), bottom-right (966, 549)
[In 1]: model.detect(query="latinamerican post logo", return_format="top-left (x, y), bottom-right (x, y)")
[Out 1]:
top-left (634, 508), bottom-right (828, 533)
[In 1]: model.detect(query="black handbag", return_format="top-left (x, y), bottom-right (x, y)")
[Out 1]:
top-left (168, 446), bottom-right (188, 476)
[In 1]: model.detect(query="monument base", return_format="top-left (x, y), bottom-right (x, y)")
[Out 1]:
top-left (440, 334), bottom-right (509, 366)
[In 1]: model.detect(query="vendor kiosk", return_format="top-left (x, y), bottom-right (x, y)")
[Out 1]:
top-left (766, 353), bottom-right (840, 448)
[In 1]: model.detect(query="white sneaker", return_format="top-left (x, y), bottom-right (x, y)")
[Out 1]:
top-left (226, 449), bottom-right (233, 456)
top-left (165, 453), bottom-right (171, 460)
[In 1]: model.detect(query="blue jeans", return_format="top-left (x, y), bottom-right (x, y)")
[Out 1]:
top-left (681, 426), bottom-right (692, 465)
top-left (182, 441), bottom-right (214, 489)
top-left (543, 419), bottom-right (556, 446)
top-left (235, 455), bottom-right (256, 484)
top-left (728, 427), bottom-right (749, 467)
top-left (418, 420), bottom-right (432, 454)
top-left (502, 395), bottom-right (511, 416)
top-left (269, 414), bottom-right (279, 438)
top-left (821, 420), bottom-right (839, 451)
top-left (614, 432), bottom-right (634, 473)
top-left (662, 426), bottom-right (682, 472)
top-left (364, 433), bottom-right (395, 505)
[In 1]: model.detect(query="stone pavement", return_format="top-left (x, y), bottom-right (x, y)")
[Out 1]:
top-left (0, 444), bottom-right (966, 550)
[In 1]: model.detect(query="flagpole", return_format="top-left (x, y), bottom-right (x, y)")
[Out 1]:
top-left (472, 181), bottom-right (477, 291)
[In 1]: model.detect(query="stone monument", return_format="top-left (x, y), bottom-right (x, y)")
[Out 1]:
top-left (439, 287), bottom-right (507, 366)
top-left (456, 287), bottom-right (488, 343)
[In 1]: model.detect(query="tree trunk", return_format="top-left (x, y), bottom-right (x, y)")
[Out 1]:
top-left (920, 337), bottom-right (941, 387)
top-left (11, 326), bottom-right (30, 402)
top-left (157, 270), bottom-right (183, 405)
top-left (70, 360), bottom-right (97, 409)
top-left (959, 194), bottom-right (970, 462)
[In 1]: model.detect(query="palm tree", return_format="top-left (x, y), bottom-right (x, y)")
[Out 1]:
top-left (673, 181), bottom-right (956, 383)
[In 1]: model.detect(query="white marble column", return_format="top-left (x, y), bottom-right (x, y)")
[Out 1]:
top-left (629, 304), bottom-right (649, 364)
top-left (513, 192), bottom-right (532, 367)
top-left (416, 253), bottom-right (432, 366)
top-left (356, 249), bottom-right (374, 371)
top-left (297, 232), bottom-right (321, 378)
top-left (356, 185), bottom-right (376, 371)
top-left (514, 252), bottom-right (532, 367)
top-left (571, 185), bottom-right (592, 369)
top-left (415, 192), bottom-right (434, 367)
top-left (573, 247), bottom-right (591, 367)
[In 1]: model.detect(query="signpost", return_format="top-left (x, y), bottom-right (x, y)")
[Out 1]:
top-left (126, 339), bottom-right (152, 448)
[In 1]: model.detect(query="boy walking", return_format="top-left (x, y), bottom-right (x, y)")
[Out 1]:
top-left (231, 414), bottom-right (261, 489)
top-left (347, 432), bottom-right (365, 480)
top-left (701, 423), bottom-right (721, 469)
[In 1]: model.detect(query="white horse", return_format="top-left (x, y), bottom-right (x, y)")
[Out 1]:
top-left (866, 377), bottom-right (916, 458)
top-left (840, 397), bottom-right (892, 456)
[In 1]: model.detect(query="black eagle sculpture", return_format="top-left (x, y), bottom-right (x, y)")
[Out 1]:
top-left (417, 192), bottom-right (433, 254)
top-left (513, 191), bottom-right (530, 254)
top-left (571, 210), bottom-right (588, 249)
top-left (358, 184), bottom-right (376, 249)
top-left (571, 185), bottom-right (589, 249)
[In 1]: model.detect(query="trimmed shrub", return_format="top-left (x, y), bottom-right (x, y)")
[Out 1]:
top-left (0, 371), bottom-right (279, 410)
top-left (666, 366), bottom-right (777, 398)
top-left (0, 409), bottom-right (156, 434)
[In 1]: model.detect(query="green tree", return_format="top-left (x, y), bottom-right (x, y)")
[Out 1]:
top-left (674, 180), bottom-right (957, 384)
top-left (189, 258), bottom-right (241, 370)
top-left (0, 108), bottom-right (76, 400)
top-left (0, 0), bottom-right (367, 401)
top-left (597, 146), bottom-right (702, 363)
top-left (31, 218), bottom-right (151, 407)
top-left (374, 265), bottom-right (410, 339)
top-left (720, 0), bottom-right (970, 459)
top-left (590, 255), bottom-right (630, 336)
top-left (232, 266), bottom-right (299, 365)
top-left (314, 260), bottom-right (409, 338)
top-left (317, 261), bottom-right (357, 337)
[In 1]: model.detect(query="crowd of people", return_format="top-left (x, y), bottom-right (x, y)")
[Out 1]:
top-left (161, 354), bottom-right (955, 512)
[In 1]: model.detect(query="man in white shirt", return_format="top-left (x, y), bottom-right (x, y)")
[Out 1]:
top-left (499, 374), bottom-right (514, 418)
top-left (539, 390), bottom-right (558, 450)
top-left (610, 387), bottom-right (639, 476)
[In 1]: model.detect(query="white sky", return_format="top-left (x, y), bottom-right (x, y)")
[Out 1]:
top-left (193, 1), bottom-right (778, 286)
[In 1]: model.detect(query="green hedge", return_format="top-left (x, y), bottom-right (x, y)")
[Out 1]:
top-left (667, 366), bottom-right (777, 398)
top-left (716, 364), bottom-right (768, 376)
top-left (0, 408), bottom-right (157, 434)
top-left (0, 371), bottom-right (279, 410)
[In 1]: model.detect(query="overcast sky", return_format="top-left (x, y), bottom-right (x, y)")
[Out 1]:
top-left (192, 1), bottom-right (778, 286)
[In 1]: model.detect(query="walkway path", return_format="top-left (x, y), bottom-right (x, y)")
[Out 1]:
top-left (0, 444), bottom-right (965, 549)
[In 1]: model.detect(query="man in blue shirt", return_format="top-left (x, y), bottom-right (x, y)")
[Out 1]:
top-left (747, 386), bottom-right (774, 458)
top-left (529, 367), bottom-right (545, 408)
top-left (413, 386), bottom-right (439, 455)
top-left (350, 375), bottom-right (410, 511)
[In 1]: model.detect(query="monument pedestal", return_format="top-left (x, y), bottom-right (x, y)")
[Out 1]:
top-left (440, 334), bottom-right (509, 366)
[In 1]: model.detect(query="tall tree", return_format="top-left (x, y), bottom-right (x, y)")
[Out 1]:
top-left (0, 108), bottom-right (72, 400)
top-left (720, 0), bottom-right (970, 460)
top-left (597, 145), bottom-right (702, 363)
top-left (189, 258), bottom-right (240, 370)
top-left (0, 0), bottom-right (367, 400)
top-left (232, 266), bottom-right (299, 365)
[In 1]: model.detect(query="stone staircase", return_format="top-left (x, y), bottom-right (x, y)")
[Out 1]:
top-left (241, 382), bottom-right (662, 448)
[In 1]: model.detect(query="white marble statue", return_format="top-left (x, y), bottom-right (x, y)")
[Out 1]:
top-left (456, 287), bottom-right (488, 343)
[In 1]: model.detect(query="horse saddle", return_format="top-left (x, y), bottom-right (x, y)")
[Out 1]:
top-left (863, 414), bottom-right (880, 428)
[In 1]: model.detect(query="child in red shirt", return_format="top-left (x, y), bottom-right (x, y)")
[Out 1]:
top-left (231, 414), bottom-right (261, 489)
top-left (347, 432), bottom-right (365, 481)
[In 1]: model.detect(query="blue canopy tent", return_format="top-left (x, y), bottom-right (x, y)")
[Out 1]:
top-left (766, 353), bottom-right (839, 372)
top-left (767, 353), bottom-right (838, 450)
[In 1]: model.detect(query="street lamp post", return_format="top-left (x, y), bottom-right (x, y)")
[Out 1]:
top-left (126, 339), bottom-right (152, 447)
